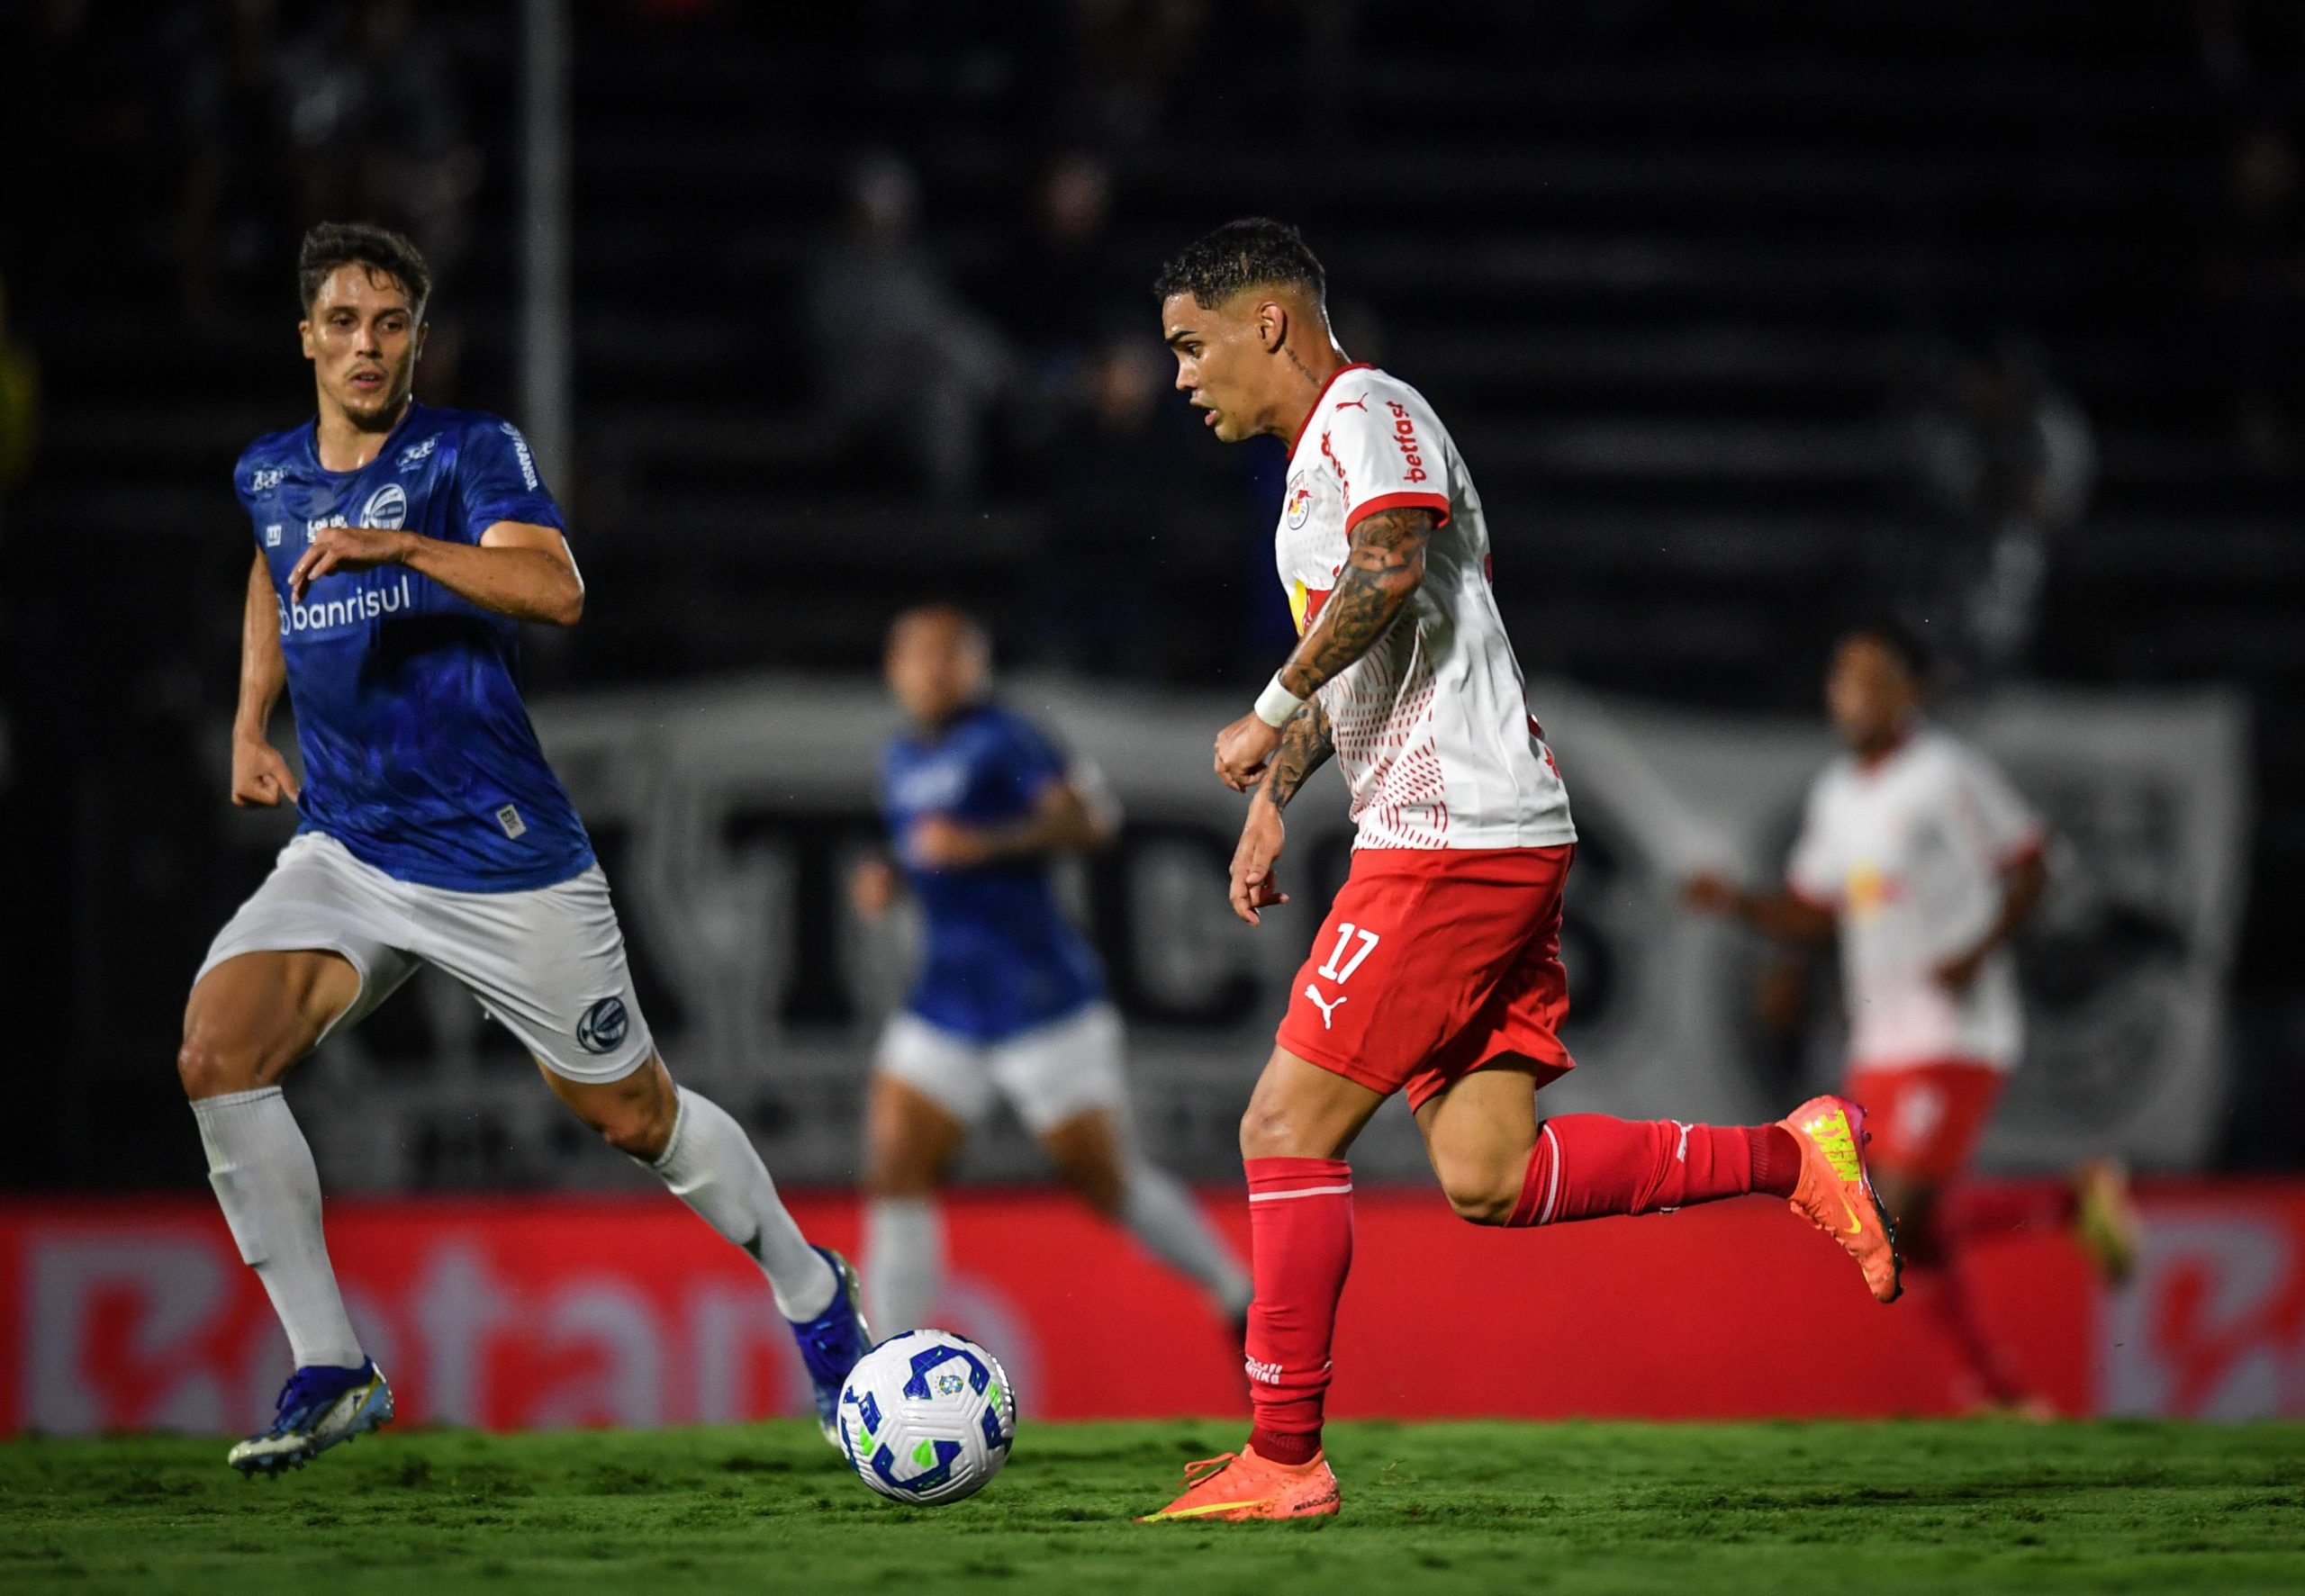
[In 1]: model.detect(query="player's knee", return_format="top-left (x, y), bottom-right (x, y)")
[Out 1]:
top-left (1057, 1155), bottom-right (1125, 1217)
top-left (1239, 1098), bottom-right (1325, 1160)
top-left (591, 1076), bottom-right (678, 1161)
top-left (1438, 1169), bottom-right (1518, 1227)
top-left (176, 1029), bottom-right (262, 1100)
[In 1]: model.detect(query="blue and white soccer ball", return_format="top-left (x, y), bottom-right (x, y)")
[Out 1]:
top-left (836, 1330), bottom-right (1017, 1505)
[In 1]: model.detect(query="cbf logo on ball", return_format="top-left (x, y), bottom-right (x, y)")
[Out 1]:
top-left (837, 1330), bottom-right (1017, 1506)
top-left (576, 996), bottom-right (629, 1055)
top-left (360, 482), bottom-right (408, 529)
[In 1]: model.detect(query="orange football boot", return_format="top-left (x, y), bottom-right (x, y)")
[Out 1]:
top-left (2071, 1158), bottom-right (2139, 1286)
top-left (1137, 1446), bottom-right (1341, 1523)
top-left (1781, 1094), bottom-right (1903, 1303)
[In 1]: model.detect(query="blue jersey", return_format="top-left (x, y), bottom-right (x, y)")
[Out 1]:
top-left (881, 702), bottom-right (1106, 1041)
top-left (234, 402), bottom-right (593, 892)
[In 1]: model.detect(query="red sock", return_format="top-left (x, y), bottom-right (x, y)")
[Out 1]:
top-left (1507, 1116), bottom-right (1801, 1226)
top-left (1905, 1260), bottom-right (2029, 1406)
top-left (1937, 1182), bottom-right (2075, 1243)
top-left (1242, 1157), bottom-right (1353, 1465)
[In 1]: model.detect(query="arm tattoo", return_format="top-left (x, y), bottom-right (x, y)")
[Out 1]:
top-left (1276, 506), bottom-right (1433, 699)
top-left (1260, 699), bottom-right (1333, 812)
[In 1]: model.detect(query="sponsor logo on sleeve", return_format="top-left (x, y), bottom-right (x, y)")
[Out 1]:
top-left (360, 482), bottom-right (408, 529)
top-left (499, 422), bottom-right (540, 491)
top-left (249, 466), bottom-right (285, 492)
top-left (264, 523), bottom-right (283, 548)
top-left (1386, 400), bottom-right (1429, 483)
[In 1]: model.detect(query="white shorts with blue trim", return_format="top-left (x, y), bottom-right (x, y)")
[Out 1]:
top-left (875, 1002), bottom-right (1127, 1135)
top-left (194, 830), bottom-right (656, 1084)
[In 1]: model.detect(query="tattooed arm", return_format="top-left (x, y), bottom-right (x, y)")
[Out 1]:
top-left (1213, 506), bottom-right (1434, 791)
top-left (1228, 699), bottom-right (1333, 925)
top-left (1278, 506), bottom-right (1433, 699)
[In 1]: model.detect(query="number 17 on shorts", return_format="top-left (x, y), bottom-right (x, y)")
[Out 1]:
top-left (1303, 922), bottom-right (1381, 1029)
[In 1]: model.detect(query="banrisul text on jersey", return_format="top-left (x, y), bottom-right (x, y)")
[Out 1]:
top-left (232, 402), bottom-right (594, 891)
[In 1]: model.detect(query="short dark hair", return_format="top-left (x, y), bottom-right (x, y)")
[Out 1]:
top-left (297, 221), bottom-right (432, 321)
top-left (1152, 217), bottom-right (1326, 311)
top-left (1839, 615), bottom-right (1935, 684)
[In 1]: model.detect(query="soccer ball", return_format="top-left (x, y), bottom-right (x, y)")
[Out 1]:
top-left (836, 1330), bottom-right (1017, 1505)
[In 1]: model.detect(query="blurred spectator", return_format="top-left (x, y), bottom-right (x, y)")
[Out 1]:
top-left (1001, 153), bottom-right (1134, 395)
top-left (0, 276), bottom-right (36, 499)
top-left (2203, 121), bottom-right (2304, 473)
top-left (1033, 335), bottom-right (1241, 679)
top-left (806, 154), bottom-right (1012, 502)
top-left (1903, 338), bottom-right (2096, 682)
top-left (1056, 0), bottom-right (1211, 146)
top-left (277, 0), bottom-right (481, 394)
top-left (175, 0), bottom-right (293, 314)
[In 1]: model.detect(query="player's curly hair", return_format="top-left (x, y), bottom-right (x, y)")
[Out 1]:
top-left (297, 221), bottom-right (432, 322)
top-left (1841, 614), bottom-right (1936, 685)
top-left (1152, 217), bottom-right (1326, 310)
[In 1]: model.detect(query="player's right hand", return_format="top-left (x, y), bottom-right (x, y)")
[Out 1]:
top-left (1680, 871), bottom-right (1741, 915)
top-left (850, 857), bottom-right (899, 919)
top-left (230, 734), bottom-right (301, 808)
top-left (1229, 798), bottom-right (1290, 926)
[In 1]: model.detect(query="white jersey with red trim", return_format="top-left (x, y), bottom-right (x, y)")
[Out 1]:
top-left (1277, 364), bottom-right (1575, 850)
top-left (1786, 726), bottom-right (2045, 1070)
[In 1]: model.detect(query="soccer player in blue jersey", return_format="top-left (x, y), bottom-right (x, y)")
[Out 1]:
top-left (179, 222), bottom-right (870, 1474)
top-left (852, 606), bottom-right (1251, 1339)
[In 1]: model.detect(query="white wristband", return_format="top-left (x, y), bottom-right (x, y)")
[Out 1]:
top-left (1252, 673), bottom-right (1307, 729)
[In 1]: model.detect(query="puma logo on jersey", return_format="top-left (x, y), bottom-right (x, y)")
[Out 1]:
top-left (1333, 395), bottom-right (1368, 411)
top-left (1303, 985), bottom-right (1347, 1028)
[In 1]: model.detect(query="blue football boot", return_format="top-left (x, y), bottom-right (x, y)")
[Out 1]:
top-left (229, 1359), bottom-right (393, 1475)
top-left (789, 1246), bottom-right (872, 1447)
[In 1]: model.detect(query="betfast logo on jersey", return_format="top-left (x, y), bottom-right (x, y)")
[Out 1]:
top-left (1387, 400), bottom-right (1429, 483)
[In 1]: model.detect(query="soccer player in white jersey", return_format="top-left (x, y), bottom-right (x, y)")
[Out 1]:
top-left (1686, 624), bottom-right (2137, 1414)
top-left (181, 223), bottom-right (869, 1474)
top-left (1140, 219), bottom-right (1905, 1524)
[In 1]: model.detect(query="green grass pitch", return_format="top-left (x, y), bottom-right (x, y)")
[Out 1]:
top-left (5, 1420), bottom-right (2302, 1594)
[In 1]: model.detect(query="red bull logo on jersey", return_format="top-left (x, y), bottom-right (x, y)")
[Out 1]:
top-left (276, 573), bottom-right (415, 636)
top-left (1387, 401), bottom-right (1429, 484)
top-left (1284, 473), bottom-right (1314, 529)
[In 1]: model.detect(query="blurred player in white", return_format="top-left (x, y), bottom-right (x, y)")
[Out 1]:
top-left (853, 607), bottom-right (1251, 1339)
top-left (1686, 624), bottom-right (2138, 1414)
top-left (1142, 219), bottom-right (1906, 1524)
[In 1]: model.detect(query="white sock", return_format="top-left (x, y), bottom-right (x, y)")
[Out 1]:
top-left (193, 1087), bottom-right (365, 1369)
top-left (1121, 1160), bottom-right (1254, 1318)
top-left (865, 1195), bottom-right (941, 1333)
top-left (647, 1087), bottom-right (836, 1321)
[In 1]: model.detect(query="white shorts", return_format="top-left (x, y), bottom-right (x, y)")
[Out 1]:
top-left (876, 1002), bottom-right (1127, 1136)
top-left (195, 831), bottom-right (657, 1084)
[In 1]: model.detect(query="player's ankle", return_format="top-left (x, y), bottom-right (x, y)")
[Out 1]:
top-left (1749, 1124), bottom-right (1803, 1198)
top-left (1248, 1426), bottom-right (1322, 1466)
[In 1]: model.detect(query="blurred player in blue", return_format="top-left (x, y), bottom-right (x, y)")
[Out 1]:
top-left (852, 606), bottom-right (1252, 1338)
top-left (180, 223), bottom-right (870, 1474)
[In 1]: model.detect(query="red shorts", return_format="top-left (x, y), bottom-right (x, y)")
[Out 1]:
top-left (1842, 1059), bottom-right (2006, 1182)
top-left (1274, 844), bottom-right (1577, 1114)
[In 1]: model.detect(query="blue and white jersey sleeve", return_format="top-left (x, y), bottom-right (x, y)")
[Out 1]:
top-left (457, 418), bottom-right (564, 537)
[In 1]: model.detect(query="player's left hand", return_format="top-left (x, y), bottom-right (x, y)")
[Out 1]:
top-left (289, 526), bottom-right (414, 601)
top-left (1213, 713), bottom-right (1285, 792)
top-left (909, 815), bottom-right (996, 870)
top-left (1932, 946), bottom-right (1986, 996)
top-left (1228, 797), bottom-right (1290, 925)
